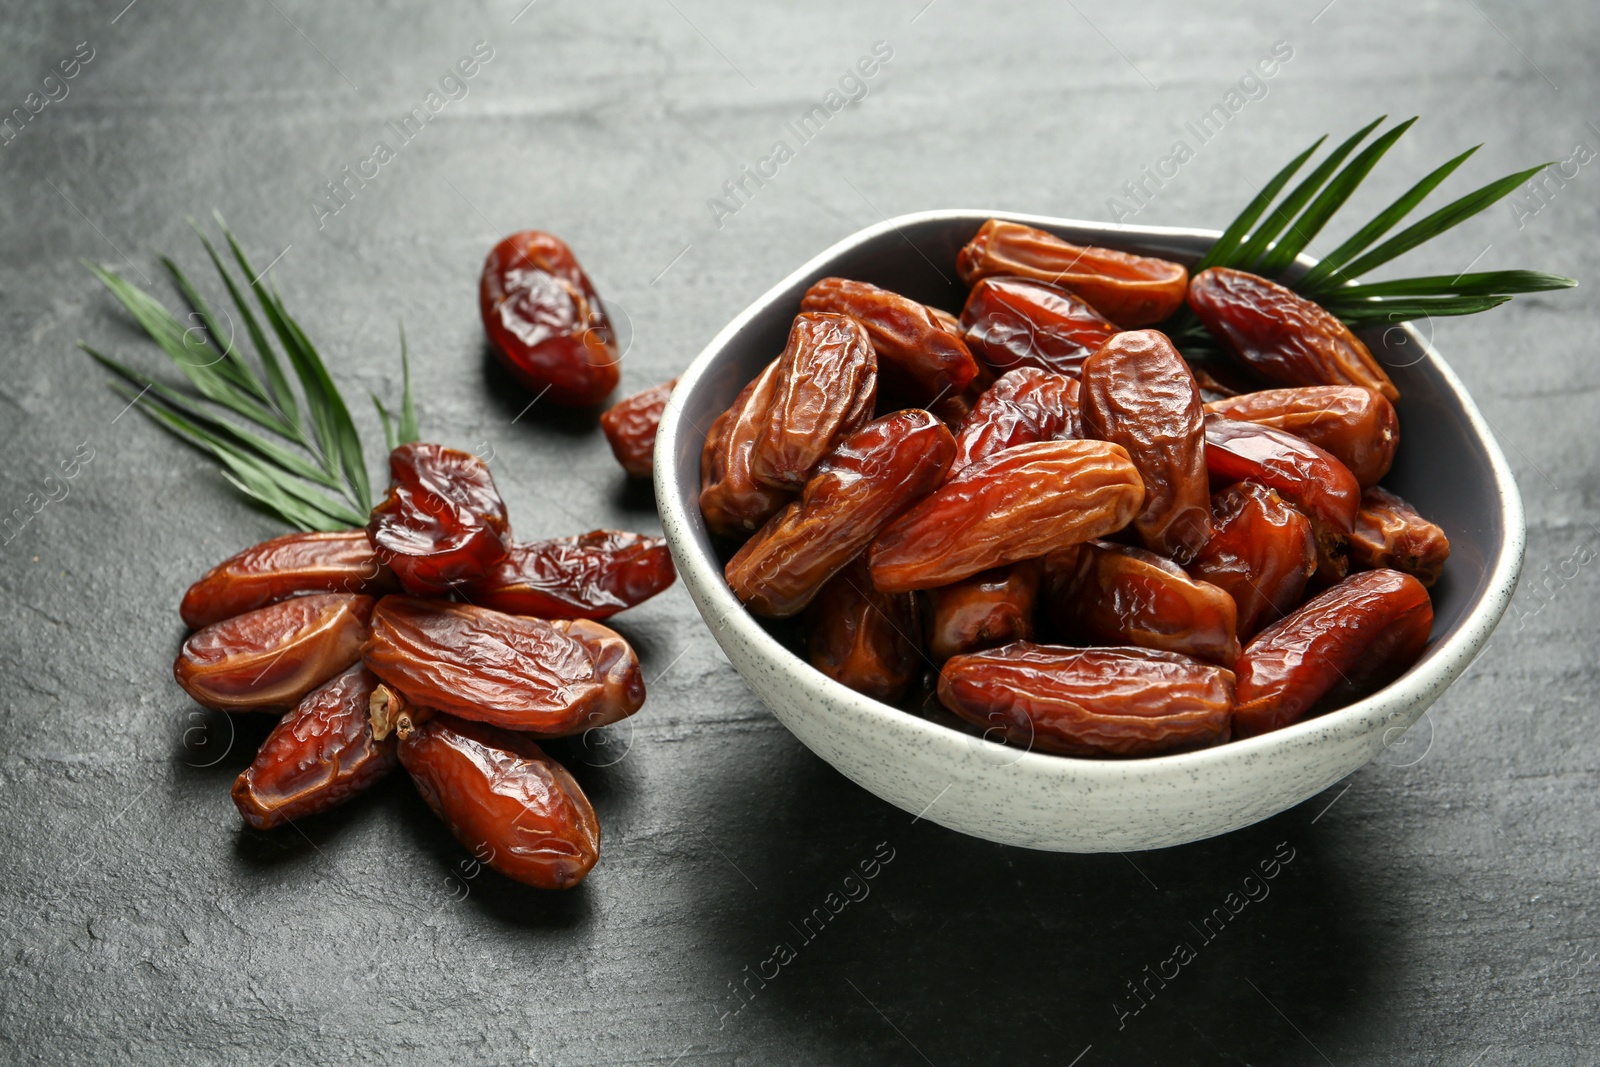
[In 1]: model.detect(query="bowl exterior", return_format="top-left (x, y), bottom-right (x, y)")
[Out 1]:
top-left (655, 210), bottom-right (1524, 852)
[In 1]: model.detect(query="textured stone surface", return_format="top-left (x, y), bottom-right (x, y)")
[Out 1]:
top-left (0, 1), bottom-right (1595, 1063)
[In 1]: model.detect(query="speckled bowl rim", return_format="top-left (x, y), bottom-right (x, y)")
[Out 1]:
top-left (655, 209), bottom-right (1524, 794)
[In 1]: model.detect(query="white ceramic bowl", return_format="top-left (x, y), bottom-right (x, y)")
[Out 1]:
top-left (654, 210), bottom-right (1524, 852)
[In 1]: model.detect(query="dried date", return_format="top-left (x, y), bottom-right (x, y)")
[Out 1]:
top-left (925, 560), bottom-right (1041, 664)
top-left (800, 277), bottom-right (978, 398)
top-left (467, 530), bottom-right (675, 619)
top-left (599, 379), bottom-right (675, 479)
top-left (750, 313), bottom-right (878, 490)
top-left (1205, 385), bottom-right (1399, 488)
top-left (958, 275), bottom-right (1119, 378)
top-left (367, 442), bottom-right (510, 595)
top-left (1203, 414), bottom-right (1360, 537)
top-left (699, 362), bottom-right (795, 537)
top-left (951, 367), bottom-right (1081, 473)
top-left (1187, 481), bottom-right (1316, 638)
top-left (806, 555), bottom-right (924, 702)
top-left (180, 529), bottom-right (395, 630)
top-left (1349, 487), bottom-right (1450, 587)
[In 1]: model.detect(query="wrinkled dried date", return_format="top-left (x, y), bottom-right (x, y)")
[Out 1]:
top-left (480, 230), bottom-right (620, 407)
top-left (467, 531), bottom-right (675, 619)
top-left (1233, 568), bottom-right (1433, 737)
top-left (750, 312), bottom-right (878, 490)
top-left (175, 593), bottom-right (375, 711)
top-left (180, 529), bottom-right (395, 630)
top-left (1349, 487), bottom-right (1450, 586)
top-left (1187, 481), bottom-right (1316, 638)
top-left (925, 560), bottom-right (1041, 664)
top-left (1188, 267), bottom-right (1400, 402)
top-left (726, 409), bottom-right (955, 617)
top-left (806, 555), bottom-right (924, 702)
top-left (231, 665), bottom-right (397, 830)
top-left (600, 380), bottom-right (675, 479)
top-left (1080, 330), bottom-right (1212, 562)
top-left (399, 713), bottom-right (601, 889)
top-left (1205, 385), bottom-right (1399, 488)
top-left (367, 442), bottom-right (510, 595)
top-left (871, 440), bottom-right (1144, 593)
top-left (951, 367), bottom-right (1081, 473)
top-left (958, 275), bottom-right (1119, 378)
top-left (937, 643), bottom-right (1234, 757)
top-left (1203, 414), bottom-right (1360, 536)
top-left (362, 597), bottom-right (644, 736)
top-left (699, 362), bottom-right (795, 537)
top-left (955, 219), bottom-right (1189, 327)
top-left (800, 277), bottom-right (978, 398)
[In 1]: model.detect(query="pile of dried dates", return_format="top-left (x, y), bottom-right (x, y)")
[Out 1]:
top-left (700, 219), bottom-right (1451, 758)
top-left (174, 232), bottom-right (684, 888)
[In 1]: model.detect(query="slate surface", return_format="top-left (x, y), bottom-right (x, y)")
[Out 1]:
top-left (0, 1), bottom-right (1595, 1064)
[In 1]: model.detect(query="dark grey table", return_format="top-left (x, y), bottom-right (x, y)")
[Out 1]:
top-left (2, 2), bottom-right (1595, 1063)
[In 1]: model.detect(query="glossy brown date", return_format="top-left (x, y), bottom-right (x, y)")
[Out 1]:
top-left (599, 379), bottom-right (675, 479)
top-left (958, 276), bottom-right (1119, 378)
top-left (1349, 487), bottom-right (1451, 587)
top-left (925, 560), bottom-right (1041, 664)
top-left (725, 409), bottom-right (955, 617)
top-left (479, 230), bottom-right (620, 407)
top-left (937, 643), bottom-right (1234, 757)
top-left (367, 442), bottom-right (510, 595)
top-left (174, 593), bottom-right (375, 711)
top-left (1203, 414), bottom-right (1361, 536)
top-left (800, 277), bottom-right (978, 398)
top-left (398, 714), bottom-right (600, 890)
top-left (955, 219), bottom-right (1189, 327)
top-left (1205, 385), bottom-right (1399, 488)
top-left (467, 531), bottom-right (675, 619)
top-left (180, 529), bottom-right (395, 630)
top-left (806, 555), bottom-right (924, 702)
top-left (1233, 568), bottom-right (1433, 737)
top-left (231, 665), bottom-right (397, 830)
top-left (750, 313), bottom-right (878, 490)
top-left (1188, 267), bottom-right (1400, 402)
top-left (951, 367), bottom-right (1081, 473)
top-left (699, 363), bottom-right (795, 537)
top-left (361, 597), bottom-right (644, 737)
top-left (1080, 330), bottom-right (1213, 562)
top-left (1187, 481), bottom-right (1316, 639)
top-left (1051, 540), bottom-right (1241, 665)
top-left (870, 439), bottom-right (1144, 593)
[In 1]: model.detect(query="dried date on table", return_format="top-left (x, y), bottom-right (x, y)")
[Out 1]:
top-left (232, 665), bottom-right (397, 830)
top-left (699, 363), bottom-right (794, 537)
top-left (1205, 385), bottom-right (1399, 488)
top-left (466, 531), bottom-right (675, 619)
top-left (1186, 481), bottom-right (1316, 639)
top-left (925, 560), bottom-right (1041, 664)
top-left (800, 277), bottom-right (978, 398)
top-left (1080, 330), bottom-right (1213, 562)
top-left (174, 593), bottom-right (375, 712)
top-left (480, 230), bottom-right (620, 407)
top-left (725, 409), bottom-right (955, 617)
top-left (1233, 568), bottom-right (1433, 737)
top-left (951, 367), bottom-right (1081, 473)
top-left (750, 312), bottom-right (878, 490)
top-left (870, 439), bottom-right (1144, 592)
top-left (955, 219), bottom-right (1189, 327)
top-left (367, 442), bottom-right (510, 595)
top-left (806, 555), bottom-right (924, 703)
top-left (937, 643), bottom-right (1235, 757)
top-left (1188, 267), bottom-right (1400, 402)
top-left (1348, 487), bottom-right (1451, 586)
top-left (399, 714), bottom-right (601, 890)
top-left (600, 379), bottom-right (675, 479)
top-left (180, 529), bottom-right (395, 630)
top-left (1050, 540), bottom-right (1241, 665)
top-left (958, 275), bottom-right (1119, 378)
top-left (362, 597), bottom-right (644, 737)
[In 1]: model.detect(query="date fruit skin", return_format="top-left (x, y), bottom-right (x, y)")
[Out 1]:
top-left (362, 597), bottom-right (644, 737)
top-left (750, 313), bottom-right (878, 490)
top-left (800, 277), bottom-right (978, 398)
top-left (1187, 481), bottom-right (1316, 638)
top-left (181, 529), bottom-right (395, 630)
top-left (367, 443), bottom-right (510, 595)
top-left (1206, 385), bottom-right (1399, 488)
top-left (175, 593), bottom-right (375, 711)
top-left (726, 409), bottom-right (955, 617)
top-left (871, 440), bottom-right (1144, 593)
top-left (938, 642), bottom-right (1234, 757)
top-left (1233, 568), bottom-right (1433, 737)
top-left (480, 230), bottom-right (620, 407)
top-left (1080, 330), bottom-right (1213, 562)
top-left (1052, 540), bottom-right (1241, 665)
top-left (398, 713), bottom-right (601, 890)
top-left (925, 560), bottom-right (1041, 664)
top-left (600, 380), bottom-right (675, 478)
top-left (955, 220), bottom-right (1189, 327)
top-left (699, 362), bottom-right (795, 537)
top-left (951, 367), bottom-right (1081, 473)
top-left (1349, 487), bottom-right (1451, 587)
top-left (1188, 267), bottom-right (1400, 402)
top-left (806, 555), bottom-right (924, 702)
top-left (1203, 414), bottom-right (1361, 536)
top-left (231, 665), bottom-right (397, 830)
top-left (467, 531), bottom-right (675, 619)
top-left (958, 276), bottom-right (1119, 378)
